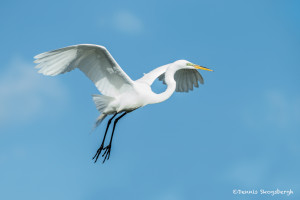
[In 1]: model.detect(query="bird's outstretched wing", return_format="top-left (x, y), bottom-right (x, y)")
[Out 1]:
top-left (138, 65), bottom-right (204, 93)
top-left (34, 44), bottom-right (134, 97)
top-left (159, 69), bottom-right (204, 92)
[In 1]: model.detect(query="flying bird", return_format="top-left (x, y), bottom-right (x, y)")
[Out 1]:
top-left (34, 44), bottom-right (213, 163)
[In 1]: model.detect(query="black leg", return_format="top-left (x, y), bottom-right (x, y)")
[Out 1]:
top-left (92, 113), bottom-right (118, 163)
top-left (102, 112), bottom-right (127, 163)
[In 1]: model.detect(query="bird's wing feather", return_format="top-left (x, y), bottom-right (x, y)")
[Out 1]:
top-left (34, 44), bottom-right (134, 97)
top-left (137, 64), bottom-right (204, 93)
top-left (158, 69), bottom-right (204, 93)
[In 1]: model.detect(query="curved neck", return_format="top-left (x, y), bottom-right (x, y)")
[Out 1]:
top-left (148, 68), bottom-right (177, 104)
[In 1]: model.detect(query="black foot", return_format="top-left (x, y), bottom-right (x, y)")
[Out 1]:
top-left (92, 144), bottom-right (104, 163)
top-left (101, 144), bottom-right (112, 163)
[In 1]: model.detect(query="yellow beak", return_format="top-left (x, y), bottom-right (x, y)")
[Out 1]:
top-left (194, 65), bottom-right (213, 71)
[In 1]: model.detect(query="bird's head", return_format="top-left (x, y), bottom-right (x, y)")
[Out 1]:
top-left (174, 59), bottom-right (213, 71)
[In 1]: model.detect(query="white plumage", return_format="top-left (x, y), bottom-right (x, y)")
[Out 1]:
top-left (34, 44), bottom-right (212, 163)
top-left (35, 44), bottom-right (133, 97)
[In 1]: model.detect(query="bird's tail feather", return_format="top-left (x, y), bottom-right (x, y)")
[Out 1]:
top-left (95, 113), bottom-right (107, 128)
top-left (91, 94), bottom-right (114, 131)
top-left (90, 113), bottom-right (107, 133)
top-left (92, 94), bottom-right (113, 113)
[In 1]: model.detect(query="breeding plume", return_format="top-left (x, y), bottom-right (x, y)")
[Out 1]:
top-left (34, 44), bottom-right (213, 163)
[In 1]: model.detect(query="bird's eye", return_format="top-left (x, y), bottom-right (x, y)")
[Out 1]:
top-left (186, 63), bottom-right (194, 66)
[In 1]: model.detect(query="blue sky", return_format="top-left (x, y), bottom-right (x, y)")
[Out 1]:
top-left (0, 0), bottom-right (299, 199)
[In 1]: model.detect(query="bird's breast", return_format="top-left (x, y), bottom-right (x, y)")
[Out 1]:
top-left (114, 82), bottom-right (152, 112)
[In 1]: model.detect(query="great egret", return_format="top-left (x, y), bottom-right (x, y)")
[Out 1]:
top-left (34, 44), bottom-right (212, 163)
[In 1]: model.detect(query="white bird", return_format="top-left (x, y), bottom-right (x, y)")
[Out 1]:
top-left (34, 44), bottom-right (213, 163)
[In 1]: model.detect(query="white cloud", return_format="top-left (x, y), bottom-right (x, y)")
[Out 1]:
top-left (99, 11), bottom-right (144, 35)
top-left (264, 90), bottom-right (300, 128)
top-left (113, 11), bottom-right (143, 35)
top-left (155, 189), bottom-right (183, 200)
top-left (225, 159), bottom-right (269, 186)
top-left (241, 90), bottom-right (300, 130)
top-left (0, 58), bottom-right (68, 126)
